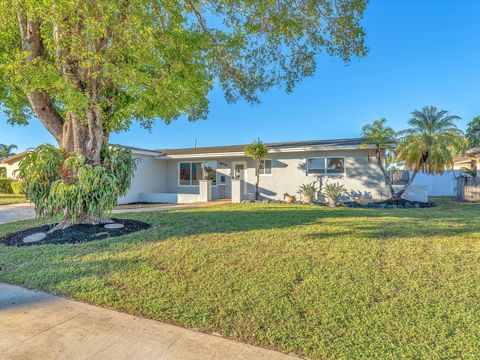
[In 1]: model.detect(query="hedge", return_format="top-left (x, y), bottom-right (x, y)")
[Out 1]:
top-left (11, 181), bottom-right (25, 195)
top-left (0, 178), bottom-right (14, 194)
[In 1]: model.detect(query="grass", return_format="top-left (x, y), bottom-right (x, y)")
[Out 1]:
top-left (1, 198), bottom-right (479, 359)
top-left (0, 193), bottom-right (27, 205)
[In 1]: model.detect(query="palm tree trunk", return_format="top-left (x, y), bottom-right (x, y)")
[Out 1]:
top-left (376, 151), bottom-right (396, 198)
top-left (393, 168), bottom-right (420, 199)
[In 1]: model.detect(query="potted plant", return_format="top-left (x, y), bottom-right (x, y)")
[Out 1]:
top-left (322, 182), bottom-right (346, 207)
top-left (298, 182), bottom-right (318, 204)
top-left (284, 193), bottom-right (296, 204)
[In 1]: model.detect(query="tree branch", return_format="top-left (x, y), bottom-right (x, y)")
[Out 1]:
top-left (18, 11), bottom-right (64, 143)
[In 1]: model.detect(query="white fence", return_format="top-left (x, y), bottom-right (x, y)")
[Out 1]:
top-left (410, 170), bottom-right (461, 197)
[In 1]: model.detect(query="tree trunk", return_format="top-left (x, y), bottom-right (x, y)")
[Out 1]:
top-left (18, 11), bottom-right (109, 228)
top-left (255, 160), bottom-right (260, 200)
top-left (393, 168), bottom-right (420, 200)
top-left (376, 150), bottom-right (396, 199)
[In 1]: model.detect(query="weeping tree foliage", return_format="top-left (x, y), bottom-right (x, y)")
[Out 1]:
top-left (18, 145), bottom-right (136, 228)
top-left (396, 106), bottom-right (465, 198)
top-left (244, 139), bottom-right (268, 200)
top-left (361, 118), bottom-right (397, 199)
top-left (0, 0), bottom-right (367, 224)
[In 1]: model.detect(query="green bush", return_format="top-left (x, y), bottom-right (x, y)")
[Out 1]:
top-left (0, 178), bottom-right (14, 194)
top-left (19, 144), bottom-right (137, 222)
top-left (11, 181), bottom-right (25, 195)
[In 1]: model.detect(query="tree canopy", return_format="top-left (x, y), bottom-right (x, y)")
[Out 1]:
top-left (396, 106), bottom-right (464, 175)
top-left (0, 0), bottom-right (368, 160)
top-left (0, 144), bottom-right (18, 159)
top-left (466, 116), bottom-right (480, 148)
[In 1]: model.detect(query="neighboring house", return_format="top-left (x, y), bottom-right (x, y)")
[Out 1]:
top-left (119, 138), bottom-right (391, 204)
top-left (0, 151), bottom-right (31, 179)
top-left (452, 157), bottom-right (475, 171)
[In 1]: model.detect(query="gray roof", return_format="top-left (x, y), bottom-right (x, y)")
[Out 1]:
top-left (158, 138), bottom-right (364, 156)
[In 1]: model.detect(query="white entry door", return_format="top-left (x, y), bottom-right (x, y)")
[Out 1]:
top-left (232, 161), bottom-right (247, 194)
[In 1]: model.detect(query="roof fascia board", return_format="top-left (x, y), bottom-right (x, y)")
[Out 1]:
top-left (159, 145), bottom-right (374, 159)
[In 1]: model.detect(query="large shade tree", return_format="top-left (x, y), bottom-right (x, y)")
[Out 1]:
top-left (396, 106), bottom-right (465, 198)
top-left (0, 0), bottom-right (368, 224)
top-left (361, 119), bottom-right (397, 198)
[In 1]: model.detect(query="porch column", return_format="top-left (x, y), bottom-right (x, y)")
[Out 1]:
top-left (231, 179), bottom-right (244, 203)
top-left (199, 180), bottom-right (212, 202)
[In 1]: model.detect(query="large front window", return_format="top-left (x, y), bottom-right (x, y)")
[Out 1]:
top-left (179, 161), bottom-right (217, 185)
top-left (307, 157), bottom-right (344, 175)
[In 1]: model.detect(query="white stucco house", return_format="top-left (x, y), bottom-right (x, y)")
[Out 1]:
top-left (0, 151), bottom-right (31, 179)
top-left (118, 138), bottom-right (393, 204)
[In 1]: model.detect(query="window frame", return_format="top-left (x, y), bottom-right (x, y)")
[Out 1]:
top-left (258, 159), bottom-right (272, 176)
top-left (306, 157), bottom-right (345, 176)
top-left (178, 161), bottom-right (219, 187)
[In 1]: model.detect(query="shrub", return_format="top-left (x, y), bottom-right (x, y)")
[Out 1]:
top-left (18, 144), bottom-right (137, 223)
top-left (322, 182), bottom-right (347, 207)
top-left (298, 182), bottom-right (318, 203)
top-left (11, 181), bottom-right (25, 195)
top-left (0, 178), bottom-right (14, 194)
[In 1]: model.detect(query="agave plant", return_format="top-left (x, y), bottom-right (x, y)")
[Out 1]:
top-left (322, 182), bottom-right (346, 207)
top-left (298, 182), bottom-right (318, 203)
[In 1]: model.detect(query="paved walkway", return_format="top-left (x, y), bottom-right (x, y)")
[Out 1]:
top-left (0, 203), bottom-right (36, 224)
top-left (0, 283), bottom-right (297, 360)
top-left (0, 201), bottom-right (231, 225)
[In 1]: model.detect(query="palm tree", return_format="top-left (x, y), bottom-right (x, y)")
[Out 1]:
top-left (361, 119), bottom-right (397, 198)
top-left (244, 139), bottom-right (268, 200)
top-left (395, 106), bottom-right (464, 198)
top-left (0, 144), bottom-right (17, 159)
top-left (466, 116), bottom-right (480, 148)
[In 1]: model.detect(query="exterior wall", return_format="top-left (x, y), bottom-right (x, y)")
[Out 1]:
top-left (163, 149), bottom-right (389, 202)
top-left (246, 149), bottom-right (389, 201)
top-left (118, 154), bottom-right (168, 204)
top-left (165, 158), bottom-right (233, 201)
top-left (0, 162), bottom-right (21, 179)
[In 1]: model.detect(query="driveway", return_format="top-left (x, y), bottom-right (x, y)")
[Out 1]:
top-left (0, 201), bottom-right (230, 225)
top-left (0, 283), bottom-right (296, 360)
top-left (0, 203), bottom-right (36, 224)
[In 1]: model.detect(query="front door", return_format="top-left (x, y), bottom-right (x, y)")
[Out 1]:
top-left (232, 161), bottom-right (247, 194)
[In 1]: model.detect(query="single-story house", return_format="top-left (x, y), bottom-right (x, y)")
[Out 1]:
top-left (0, 151), bottom-right (31, 179)
top-left (118, 138), bottom-right (393, 204)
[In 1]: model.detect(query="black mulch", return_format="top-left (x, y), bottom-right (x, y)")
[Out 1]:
top-left (0, 218), bottom-right (151, 247)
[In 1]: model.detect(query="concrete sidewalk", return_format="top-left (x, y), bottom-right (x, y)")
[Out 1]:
top-left (0, 283), bottom-right (297, 360)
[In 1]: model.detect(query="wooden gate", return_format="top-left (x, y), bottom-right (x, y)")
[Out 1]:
top-left (457, 177), bottom-right (480, 202)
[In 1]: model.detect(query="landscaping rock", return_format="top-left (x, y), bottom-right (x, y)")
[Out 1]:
top-left (104, 223), bottom-right (125, 229)
top-left (23, 232), bottom-right (47, 243)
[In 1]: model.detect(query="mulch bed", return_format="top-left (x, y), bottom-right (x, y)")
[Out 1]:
top-left (0, 218), bottom-right (151, 247)
top-left (345, 198), bottom-right (435, 208)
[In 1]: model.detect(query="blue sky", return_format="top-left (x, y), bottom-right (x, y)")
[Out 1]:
top-left (1, 0), bottom-right (480, 152)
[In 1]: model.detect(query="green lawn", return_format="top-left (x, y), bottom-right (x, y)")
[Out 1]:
top-left (0, 193), bottom-right (27, 205)
top-left (1, 198), bottom-right (479, 359)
